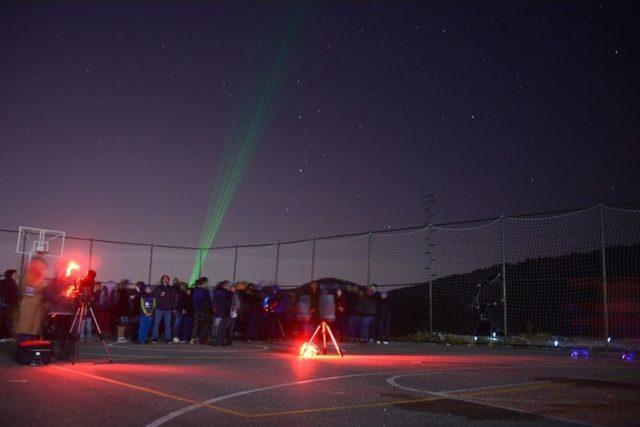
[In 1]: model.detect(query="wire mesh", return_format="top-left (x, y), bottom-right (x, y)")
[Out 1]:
top-left (430, 220), bottom-right (502, 336)
top-left (504, 207), bottom-right (601, 343)
top-left (202, 247), bottom-right (236, 286)
top-left (151, 246), bottom-right (199, 285)
top-left (235, 245), bottom-right (277, 284)
top-left (603, 207), bottom-right (640, 347)
top-left (277, 240), bottom-right (313, 287)
top-left (314, 234), bottom-right (368, 285)
top-left (0, 204), bottom-right (638, 347)
top-left (91, 241), bottom-right (151, 284)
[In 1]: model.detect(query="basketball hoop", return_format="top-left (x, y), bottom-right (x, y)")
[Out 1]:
top-left (16, 226), bottom-right (66, 260)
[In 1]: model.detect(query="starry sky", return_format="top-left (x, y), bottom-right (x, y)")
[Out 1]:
top-left (0, 0), bottom-right (638, 248)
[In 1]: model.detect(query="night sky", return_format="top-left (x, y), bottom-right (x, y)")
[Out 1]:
top-left (1, 1), bottom-right (638, 248)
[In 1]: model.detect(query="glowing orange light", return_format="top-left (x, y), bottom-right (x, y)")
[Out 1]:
top-left (299, 343), bottom-right (319, 358)
top-left (64, 284), bottom-right (76, 299)
top-left (66, 261), bottom-right (80, 277)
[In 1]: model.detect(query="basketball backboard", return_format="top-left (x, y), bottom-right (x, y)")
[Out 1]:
top-left (16, 226), bottom-right (65, 258)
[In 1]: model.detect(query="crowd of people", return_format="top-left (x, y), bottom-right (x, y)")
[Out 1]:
top-left (0, 259), bottom-right (394, 348)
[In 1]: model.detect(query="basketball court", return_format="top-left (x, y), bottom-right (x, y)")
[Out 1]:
top-left (1, 340), bottom-right (638, 426)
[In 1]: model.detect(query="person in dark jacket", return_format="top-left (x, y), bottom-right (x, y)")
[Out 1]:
top-left (376, 291), bottom-right (391, 344)
top-left (117, 280), bottom-right (140, 342)
top-left (171, 280), bottom-right (186, 343)
top-left (334, 288), bottom-right (347, 342)
top-left (308, 281), bottom-right (320, 321)
top-left (192, 277), bottom-right (211, 344)
top-left (225, 284), bottom-right (241, 345)
top-left (152, 274), bottom-right (173, 343)
top-left (245, 284), bottom-right (262, 341)
top-left (211, 281), bottom-right (231, 346)
top-left (0, 269), bottom-right (19, 340)
top-left (180, 285), bottom-right (194, 342)
top-left (355, 287), bottom-right (377, 342)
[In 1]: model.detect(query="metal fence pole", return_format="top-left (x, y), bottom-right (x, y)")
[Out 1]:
top-left (310, 237), bottom-right (316, 281)
top-left (366, 232), bottom-right (372, 287)
top-left (232, 244), bottom-right (238, 284)
top-left (148, 244), bottom-right (154, 285)
top-left (88, 238), bottom-right (94, 270)
top-left (500, 217), bottom-right (508, 337)
top-left (274, 241), bottom-right (280, 284)
top-left (428, 280), bottom-right (433, 336)
top-left (600, 205), bottom-right (609, 348)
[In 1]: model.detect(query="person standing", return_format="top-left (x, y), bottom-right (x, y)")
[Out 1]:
top-left (192, 277), bottom-right (211, 344)
top-left (376, 291), bottom-right (391, 344)
top-left (180, 285), bottom-right (194, 343)
top-left (211, 281), bottom-right (231, 346)
top-left (171, 280), bottom-right (186, 343)
top-left (152, 275), bottom-right (173, 343)
top-left (138, 285), bottom-right (156, 344)
top-left (360, 286), bottom-right (377, 342)
top-left (15, 258), bottom-right (48, 342)
top-left (0, 269), bottom-right (20, 341)
top-left (334, 288), bottom-right (347, 342)
top-left (225, 284), bottom-right (241, 345)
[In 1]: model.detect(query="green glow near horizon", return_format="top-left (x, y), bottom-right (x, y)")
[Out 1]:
top-left (188, 6), bottom-right (305, 286)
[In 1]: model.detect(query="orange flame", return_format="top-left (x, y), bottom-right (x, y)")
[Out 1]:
top-left (64, 284), bottom-right (77, 299)
top-left (66, 261), bottom-right (80, 278)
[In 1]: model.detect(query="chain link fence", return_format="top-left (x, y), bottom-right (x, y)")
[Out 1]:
top-left (2, 204), bottom-right (638, 347)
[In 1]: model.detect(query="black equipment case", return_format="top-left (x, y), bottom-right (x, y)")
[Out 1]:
top-left (16, 340), bottom-right (53, 366)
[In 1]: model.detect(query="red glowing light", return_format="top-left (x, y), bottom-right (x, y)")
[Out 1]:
top-left (64, 284), bottom-right (77, 299)
top-left (66, 261), bottom-right (80, 278)
top-left (299, 343), bottom-right (319, 358)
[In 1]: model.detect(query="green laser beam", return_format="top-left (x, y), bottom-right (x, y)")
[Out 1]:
top-left (189, 5), bottom-right (306, 285)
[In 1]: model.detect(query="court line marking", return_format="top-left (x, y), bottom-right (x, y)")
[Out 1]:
top-left (388, 374), bottom-right (589, 426)
top-left (143, 369), bottom-right (570, 424)
top-left (246, 380), bottom-right (560, 418)
top-left (50, 365), bottom-right (246, 417)
top-left (145, 370), bottom-right (401, 426)
top-left (51, 363), bottom-right (590, 425)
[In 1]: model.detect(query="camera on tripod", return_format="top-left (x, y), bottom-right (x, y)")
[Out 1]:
top-left (64, 269), bottom-right (97, 304)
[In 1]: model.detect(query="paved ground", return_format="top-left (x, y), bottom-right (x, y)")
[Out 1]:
top-left (0, 339), bottom-right (638, 426)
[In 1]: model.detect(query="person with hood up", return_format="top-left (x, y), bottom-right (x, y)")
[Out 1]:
top-left (152, 274), bottom-right (173, 343)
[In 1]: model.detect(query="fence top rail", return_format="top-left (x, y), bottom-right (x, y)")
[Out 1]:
top-left (1, 202), bottom-right (638, 251)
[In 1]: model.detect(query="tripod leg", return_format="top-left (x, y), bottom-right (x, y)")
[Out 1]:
top-left (88, 306), bottom-right (113, 363)
top-left (322, 322), bottom-right (327, 355)
top-left (278, 318), bottom-right (286, 341)
top-left (72, 304), bottom-right (85, 365)
top-left (303, 323), bottom-right (322, 354)
top-left (68, 306), bottom-right (81, 335)
top-left (325, 321), bottom-right (344, 358)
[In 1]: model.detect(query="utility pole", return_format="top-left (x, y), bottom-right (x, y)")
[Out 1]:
top-left (424, 194), bottom-right (436, 338)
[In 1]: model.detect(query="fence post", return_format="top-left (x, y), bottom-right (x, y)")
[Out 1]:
top-left (366, 232), bottom-right (372, 287)
top-left (232, 244), bottom-right (238, 284)
top-left (599, 205), bottom-right (609, 349)
top-left (500, 217), bottom-right (508, 337)
top-left (310, 236), bottom-right (316, 281)
top-left (148, 244), bottom-right (154, 285)
top-left (274, 241), bottom-right (280, 284)
top-left (88, 238), bottom-right (94, 270)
